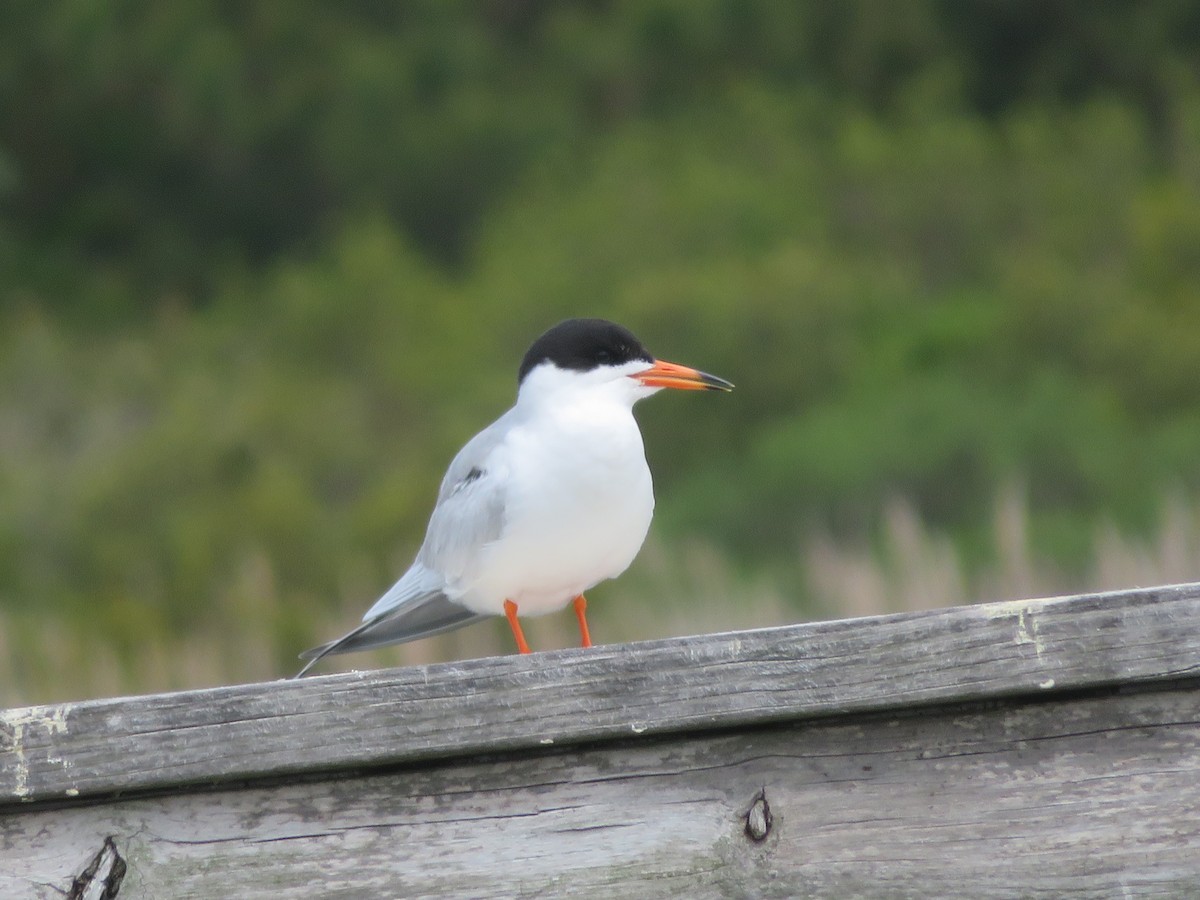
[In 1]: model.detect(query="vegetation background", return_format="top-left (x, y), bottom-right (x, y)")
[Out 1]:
top-left (3, 1), bottom-right (1200, 705)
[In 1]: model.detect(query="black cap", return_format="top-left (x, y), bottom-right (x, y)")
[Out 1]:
top-left (518, 318), bottom-right (654, 385)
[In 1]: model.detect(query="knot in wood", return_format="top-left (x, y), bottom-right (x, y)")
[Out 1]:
top-left (68, 835), bottom-right (126, 899)
top-left (744, 787), bottom-right (772, 842)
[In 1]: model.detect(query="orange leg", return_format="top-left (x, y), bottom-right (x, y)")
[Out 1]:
top-left (573, 594), bottom-right (593, 648)
top-left (504, 599), bottom-right (531, 654)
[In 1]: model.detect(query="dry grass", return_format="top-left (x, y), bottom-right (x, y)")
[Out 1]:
top-left (4, 489), bottom-right (1199, 708)
top-left (803, 489), bottom-right (1200, 619)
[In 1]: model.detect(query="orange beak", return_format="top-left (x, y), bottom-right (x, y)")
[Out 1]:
top-left (633, 359), bottom-right (734, 392)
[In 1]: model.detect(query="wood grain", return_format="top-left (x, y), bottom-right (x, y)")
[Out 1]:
top-left (4, 682), bottom-right (1198, 897)
top-left (3, 582), bottom-right (1200, 808)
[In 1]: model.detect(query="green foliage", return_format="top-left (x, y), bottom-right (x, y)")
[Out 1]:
top-left (3, 2), bottom-right (1200, 696)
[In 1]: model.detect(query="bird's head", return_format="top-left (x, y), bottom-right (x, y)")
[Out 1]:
top-left (516, 318), bottom-right (733, 408)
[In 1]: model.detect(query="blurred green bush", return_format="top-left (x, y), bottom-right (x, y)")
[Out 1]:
top-left (2, 1), bottom-right (1200, 692)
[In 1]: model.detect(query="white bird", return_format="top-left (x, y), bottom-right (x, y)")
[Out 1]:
top-left (296, 318), bottom-right (732, 676)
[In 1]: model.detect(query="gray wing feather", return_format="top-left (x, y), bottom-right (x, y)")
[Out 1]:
top-left (434, 409), bottom-right (516, 504)
top-left (411, 412), bottom-right (515, 593)
top-left (295, 590), bottom-right (488, 677)
top-left (294, 412), bottom-right (517, 678)
top-left (362, 411), bottom-right (514, 621)
top-left (415, 467), bottom-right (507, 591)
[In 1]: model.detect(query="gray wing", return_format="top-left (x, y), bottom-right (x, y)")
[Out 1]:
top-left (413, 409), bottom-right (515, 587)
top-left (433, 406), bottom-right (518, 504)
top-left (366, 408), bottom-right (515, 619)
top-left (294, 412), bottom-right (516, 678)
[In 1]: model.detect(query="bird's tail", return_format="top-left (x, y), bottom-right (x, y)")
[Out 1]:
top-left (295, 619), bottom-right (383, 678)
top-left (294, 591), bottom-right (488, 678)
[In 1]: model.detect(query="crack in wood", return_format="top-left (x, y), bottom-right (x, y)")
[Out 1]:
top-left (550, 822), bottom-right (640, 835)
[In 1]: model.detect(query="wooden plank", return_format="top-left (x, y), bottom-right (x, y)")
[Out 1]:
top-left (3, 582), bottom-right (1200, 807)
top-left (3, 682), bottom-right (1198, 898)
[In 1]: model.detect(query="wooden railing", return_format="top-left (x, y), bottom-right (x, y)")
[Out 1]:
top-left (3, 583), bottom-right (1200, 897)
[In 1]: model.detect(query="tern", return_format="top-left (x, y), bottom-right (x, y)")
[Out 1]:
top-left (296, 317), bottom-right (732, 676)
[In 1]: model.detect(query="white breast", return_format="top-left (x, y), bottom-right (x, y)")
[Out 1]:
top-left (457, 396), bottom-right (655, 616)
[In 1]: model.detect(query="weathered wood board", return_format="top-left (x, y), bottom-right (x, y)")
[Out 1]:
top-left (3, 583), bottom-right (1200, 897)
